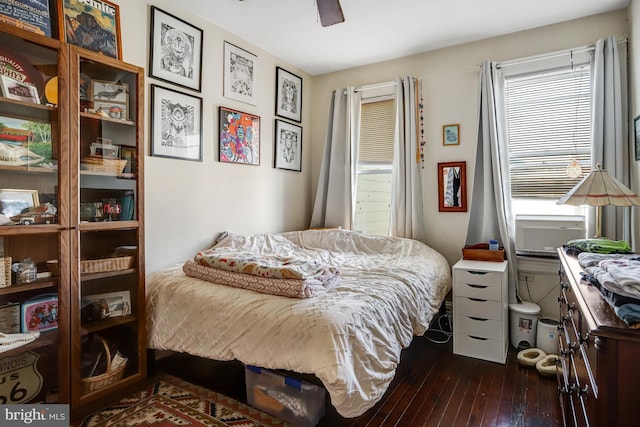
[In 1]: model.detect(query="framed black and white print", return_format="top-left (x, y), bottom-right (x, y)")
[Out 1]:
top-left (149, 6), bottom-right (203, 92)
top-left (223, 41), bottom-right (257, 105)
top-left (150, 84), bottom-right (202, 161)
top-left (274, 119), bottom-right (302, 172)
top-left (275, 67), bottom-right (302, 122)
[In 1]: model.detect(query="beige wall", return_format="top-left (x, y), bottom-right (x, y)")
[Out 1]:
top-left (110, 1), bottom-right (631, 274)
top-left (111, 1), bottom-right (314, 274)
top-left (311, 10), bottom-right (629, 266)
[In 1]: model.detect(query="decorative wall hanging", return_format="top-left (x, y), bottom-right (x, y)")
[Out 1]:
top-left (223, 42), bottom-right (257, 105)
top-left (219, 106), bottom-right (260, 165)
top-left (274, 119), bottom-right (302, 172)
top-left (60, 0), bottom-right (121, 60)
top-left (634, 114), bottom-right (640, 161)
top-left (442, 124), bottom-right (460, 146)
top-left (437, 161), bottom-right (467, 212)
top-left (275, 67), bottom-right (302, 123)
top-left (149, 6), bottom-right (203, 92)
top-left (150, 84), bottom-right (202, 162)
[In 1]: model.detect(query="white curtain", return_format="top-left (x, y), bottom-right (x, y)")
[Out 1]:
top-left (310, 87), bottom-right (361, 229)
top-left (390, 76), bottom-right (426, 241)
top-left (466, 62), bottom-right (519, 303)
top-left (590, 36), bottom-right (631, 243)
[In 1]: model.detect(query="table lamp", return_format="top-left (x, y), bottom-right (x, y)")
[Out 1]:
top-left (557, 164), bottom-right (640, 238)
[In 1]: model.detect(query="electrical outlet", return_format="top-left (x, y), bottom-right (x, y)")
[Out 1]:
top-left (518, 271), bottom-right (535, 282)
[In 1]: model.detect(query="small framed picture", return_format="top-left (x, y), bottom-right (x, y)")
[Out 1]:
top-left (219, 106), bottom-right (260, 165)
top-left (151, 84), bottom-right (202, 162)
top-left (0, 75), bottom-right (39, 104)
top-left (443, 124), bottom-right (460, 146)
top-left (224, 41), bottom-right (257, 105)
top-left (59, 0), bottom-right (121, 59)
top-left (120, 146), bottom-right (136, 174)
top-left (274, 119), bottom-right (302, 172)
top-left (275, 67), bottom-right (302, 123)
top-left (91, 79), bottom-right (128, 119)
top-left (634, 114), bottom-right (640, 161)
top-left (81, 290), bottom-right (131, 321)
top-left (149, 6), bottom-right (203, 92)
top-left (0, 189), bottom-right (39, 218)
top-left (437, 161), bottom-right (467, 212)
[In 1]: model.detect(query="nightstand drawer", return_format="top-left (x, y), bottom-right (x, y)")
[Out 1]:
top-left (454, 282), bottom-right (502, 301)
top-left (454, 315), bottom-right (503, 340)
top-left (454, 269), bottom-right (503, 288)
top-left (453, 333), bottom-right (506, 364)
top-left (455, 296), bottom-right (503, 321)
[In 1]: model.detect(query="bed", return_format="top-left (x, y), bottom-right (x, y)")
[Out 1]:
top-left (146, 228), bottom-right (451, 418)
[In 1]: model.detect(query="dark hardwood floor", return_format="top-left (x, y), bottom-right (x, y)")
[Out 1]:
top-left (153, 327), bottom-right (562, 427)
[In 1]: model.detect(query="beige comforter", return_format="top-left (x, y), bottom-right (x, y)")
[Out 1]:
top-left (146, 229), bottom-right (451, 418)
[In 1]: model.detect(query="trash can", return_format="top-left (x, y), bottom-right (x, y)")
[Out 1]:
top-left (509, 302), bottom-right (541, 349)
top-left (536, 318), bottom-right (560, 355)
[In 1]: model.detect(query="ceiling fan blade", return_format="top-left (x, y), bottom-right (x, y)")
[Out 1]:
top-left (316, 0), bottom-right (344, 27)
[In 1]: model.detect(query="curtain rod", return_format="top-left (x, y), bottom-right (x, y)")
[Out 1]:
top-left (496, 37), bottom-right (627, 69)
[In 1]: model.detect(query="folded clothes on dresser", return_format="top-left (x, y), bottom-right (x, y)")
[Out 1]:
top-left (579, 253), bottom-right (640, 328)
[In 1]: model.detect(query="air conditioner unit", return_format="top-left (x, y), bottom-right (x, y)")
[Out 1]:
top-left (515, 215), bottom-right (586, 256)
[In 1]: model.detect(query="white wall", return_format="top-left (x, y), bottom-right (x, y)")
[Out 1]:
top-left (111, 1), bottom-right (314, 274)
top-left (310, 10), bottom-right (629, 267)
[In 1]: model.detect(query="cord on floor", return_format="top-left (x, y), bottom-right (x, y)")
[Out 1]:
top-left (423, 313), bottom-right (453, 344)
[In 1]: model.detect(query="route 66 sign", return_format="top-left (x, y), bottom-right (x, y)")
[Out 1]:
top-left (0, 351), bottom-right (43, 404)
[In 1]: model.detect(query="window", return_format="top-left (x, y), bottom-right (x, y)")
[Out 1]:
top-left (353, 97), bottom-right (395, 235)
top-left (504, 62), bottom-right (592, 218)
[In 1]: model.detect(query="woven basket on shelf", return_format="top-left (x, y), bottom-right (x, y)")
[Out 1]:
top-left (81, 256), bottom-right (133, 274)
top-left (0, 257), bottom-right (11, 288)
top-left (81, 155), bottom-right (127, 173)
top-left (81, 336), bottom-right (126, 394)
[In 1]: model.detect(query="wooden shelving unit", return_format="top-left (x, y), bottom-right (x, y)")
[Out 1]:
top-left (0, 22), bottom-right (145, 417)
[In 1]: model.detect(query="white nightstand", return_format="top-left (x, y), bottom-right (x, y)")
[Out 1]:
top-left (452, 259), bottom-right (509, 364)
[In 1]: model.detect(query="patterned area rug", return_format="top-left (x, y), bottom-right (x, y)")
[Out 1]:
top-left (75, 373), bottom-right (287, 427)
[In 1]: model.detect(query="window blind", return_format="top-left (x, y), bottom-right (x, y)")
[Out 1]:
top-left (359, 99), bottom-right (395, 163)
top-left (505, 66), bottom-right (591, 198)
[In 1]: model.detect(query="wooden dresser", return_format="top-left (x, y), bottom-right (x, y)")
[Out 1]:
top-left (557, 249), bottom-right (640, 427)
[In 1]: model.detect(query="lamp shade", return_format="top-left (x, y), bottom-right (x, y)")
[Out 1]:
top-left (557, 165), bottom-right (640, 207)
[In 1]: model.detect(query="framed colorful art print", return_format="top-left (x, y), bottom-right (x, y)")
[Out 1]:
top-left (219, 106), bottom-right (260, 165)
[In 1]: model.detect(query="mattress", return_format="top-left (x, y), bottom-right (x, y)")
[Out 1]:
top-left (146, 229), bottom-right (451, 417)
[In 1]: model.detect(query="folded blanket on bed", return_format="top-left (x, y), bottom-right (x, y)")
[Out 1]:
top-left (183, 259), bottom-right (340, 298)
top-left (194, 246), bottom-right (339, 281)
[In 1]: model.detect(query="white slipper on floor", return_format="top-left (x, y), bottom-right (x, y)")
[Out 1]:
top-left (516, 348), bottom-right (546, 367)
top-left (0, 331), bottom-right (40, 353)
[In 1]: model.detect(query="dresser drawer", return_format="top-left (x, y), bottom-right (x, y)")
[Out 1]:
top-left (453, 333), bottom-right (506, 364)
top-left (454, 282), bottom-right (502, 301)
top-left (454, 269), bottom-right (503, 288)
top-left (454, 315), bottom-right (503, 340)
top-left (455, 296), bottom-right (503, 321)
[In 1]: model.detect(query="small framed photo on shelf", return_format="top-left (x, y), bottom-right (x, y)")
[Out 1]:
top-left (219, 106), bottom-right (260, 165)
top-left (59, 0), bottom-right (122, 59)
top-left (0, 189), bottom-right (39, 218)
top-left (274, 119), bottom-right (302, 172)
top-left (0, 75), bottom-right (39, 104)
top-left (223, 41), bottom-right (257, 105)
top-left (149, 6), bottom-right (203, 92)
top-left (81, 290), bottom-right (131, 322)
top-left (120, 146), bottom-right (136, 174)
top-left (275, 67), bottom-right (302, 123)
top-left (91, 79), bottom-right (128, 120)
top-left (443, 124), bottom-right (460, 146)
top-left (150, 84), bottom-right (202, 162)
